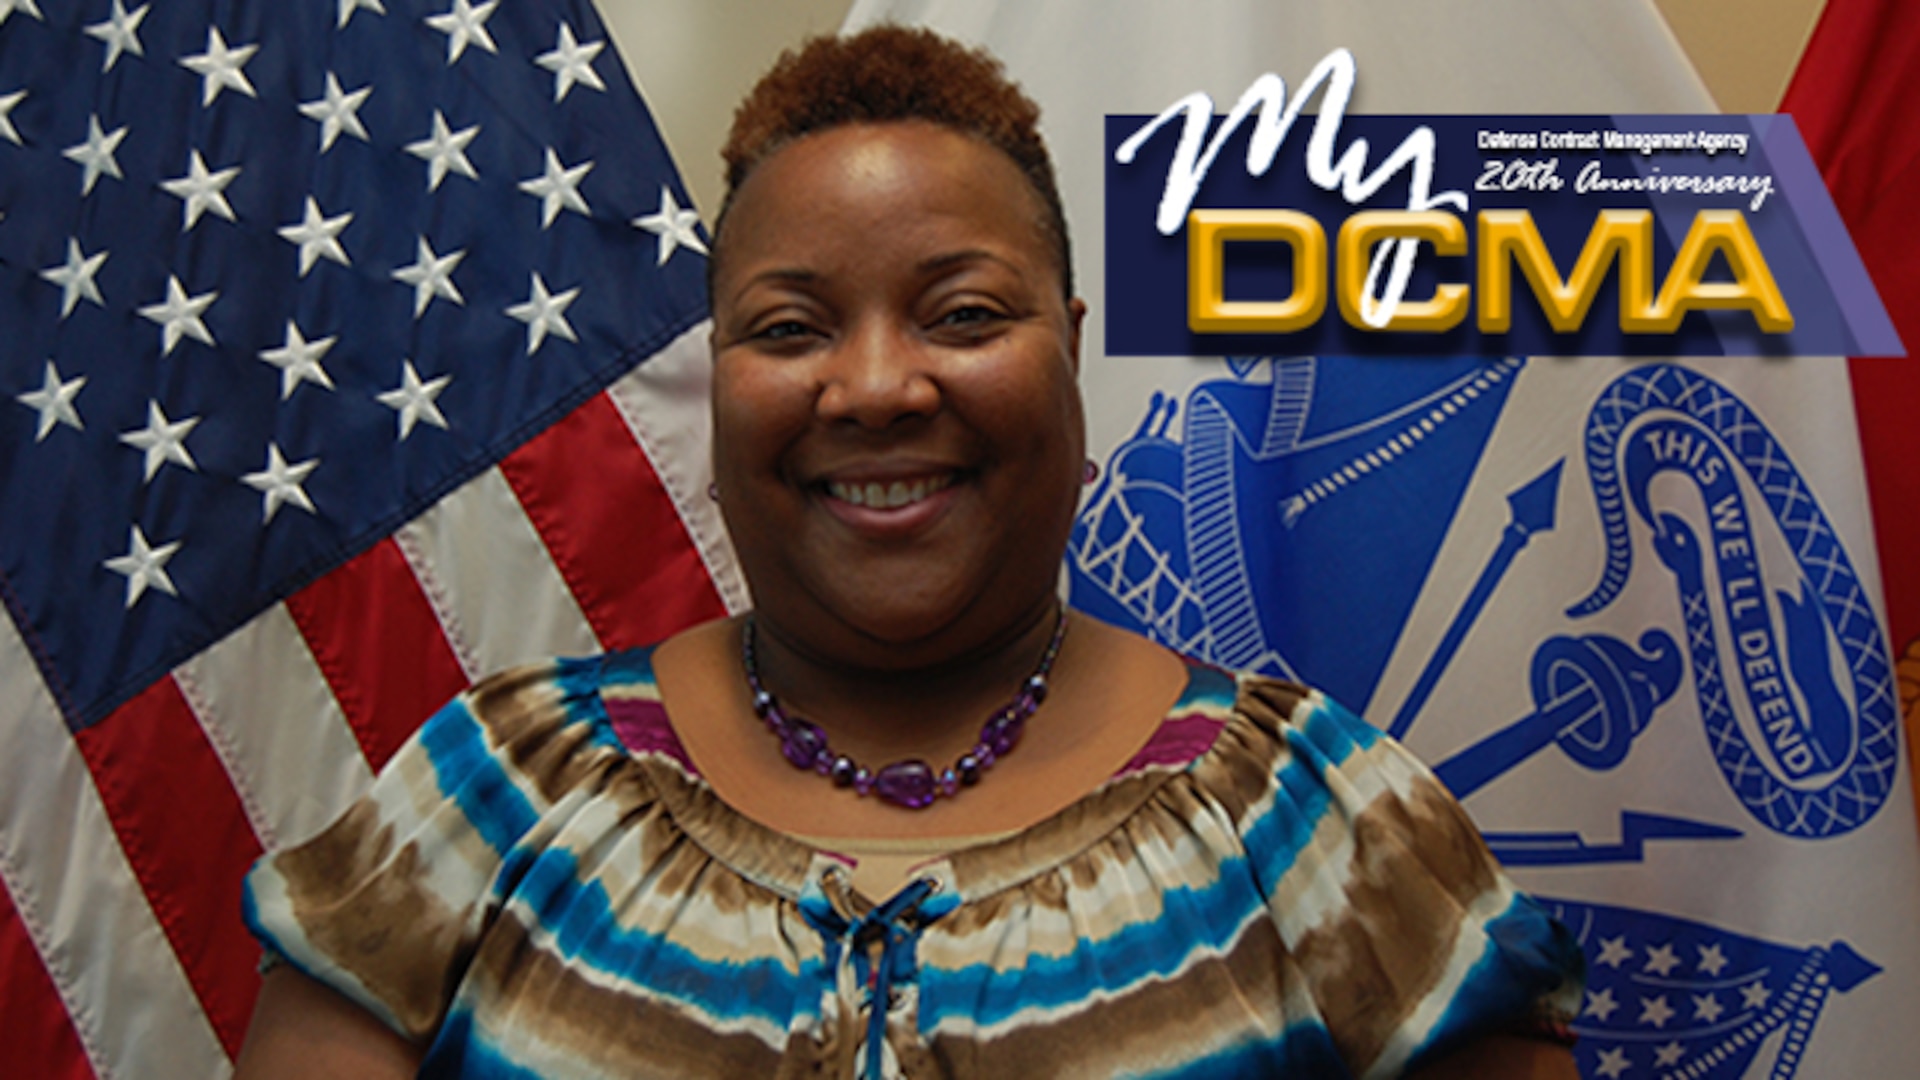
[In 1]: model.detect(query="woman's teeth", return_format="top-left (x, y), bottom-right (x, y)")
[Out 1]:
top-left (828, 474), bottom-right (954, 509)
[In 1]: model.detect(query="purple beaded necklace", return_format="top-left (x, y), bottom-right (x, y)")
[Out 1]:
top-left (741, 609), bottom-right (1068, 809)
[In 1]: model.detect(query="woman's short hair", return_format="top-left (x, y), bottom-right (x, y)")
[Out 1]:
top-left (714, 25), bottom-right (1073, 297)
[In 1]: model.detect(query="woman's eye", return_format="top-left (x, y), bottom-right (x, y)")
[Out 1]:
top-left (754, 320), bottom-right (814, 342)
top-left (936, 305), bottom-right (1002, 330)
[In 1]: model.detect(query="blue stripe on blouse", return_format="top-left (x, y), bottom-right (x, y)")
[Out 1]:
top-left (918, 859), bottom-right (1270, 1027)
top-left (422, 701), bottom-right (542, 856)
top-left (499, 844), bottom-right (823, 1026)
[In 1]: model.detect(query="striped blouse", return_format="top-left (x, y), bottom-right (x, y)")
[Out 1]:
top-left (243, 648), bottom-right (1582, 1078)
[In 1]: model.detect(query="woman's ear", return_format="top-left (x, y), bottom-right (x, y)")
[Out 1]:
top-left (1067, 297), bottom-right (1088, 376)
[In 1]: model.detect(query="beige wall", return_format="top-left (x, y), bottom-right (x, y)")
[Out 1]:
top-left (599, 0), bottom-right (1828, 224)
top-left (1653, 0), bottom-right (1824, 111)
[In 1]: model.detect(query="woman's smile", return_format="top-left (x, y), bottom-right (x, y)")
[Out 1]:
top-left (824, 471), bottom-right (956, 511)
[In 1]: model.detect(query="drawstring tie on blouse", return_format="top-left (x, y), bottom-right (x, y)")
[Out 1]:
top-left (802, 874), bottom-right (944, 1080)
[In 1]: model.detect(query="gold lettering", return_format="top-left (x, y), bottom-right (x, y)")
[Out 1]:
top-left (1187, 209), bottom-right (1326, 333)
top-left (1478, 209), bottom-right (1654, 333)
top-left (1336, 211), bottom-right (1469, 332)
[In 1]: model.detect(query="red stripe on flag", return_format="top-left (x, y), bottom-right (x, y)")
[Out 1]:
top-left (0, 878), bottom-right (95, 1080)
top-left (1779, 0), bottom-right (1920, 815)
top-left (71, 677), bottom-right (263, 1061)
top-left (1781, 0), bottom-right (1920, 654)
top-left (284, 539), bottom-right (470, 770)
top-left (499, 392), bottom-right (727, 651)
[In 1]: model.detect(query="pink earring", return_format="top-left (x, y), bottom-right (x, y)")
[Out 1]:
top-left (1083, 458), bottom-right (1099, 485)
top-left (708, 482), bottom-right (720, 502)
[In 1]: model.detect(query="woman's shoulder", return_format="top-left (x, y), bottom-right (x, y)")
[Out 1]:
top-left (1182, 664), bottom-right (1509, 908)
top-left (431, 649), bottom-right (672, 779)
top-left (1192, 665), bottom-right (1426, 797)
top-left (241, 645), bottom-right (682, 1042)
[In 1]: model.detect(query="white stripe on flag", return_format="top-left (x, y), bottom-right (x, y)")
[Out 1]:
top-left (172, 605), bottom-right (377, 852)
top-left (394, 464), bottom-right (603, 680)
top-left (603, 321), bottom-right (750, 615)
top-left (0, 618), bottom-right (230, 1080)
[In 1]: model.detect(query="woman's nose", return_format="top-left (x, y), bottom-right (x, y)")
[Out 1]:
top-left (814, 319), bottom-right (941, 428)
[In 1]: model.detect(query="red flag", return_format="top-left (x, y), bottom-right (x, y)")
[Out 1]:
top-left (1780, 0), bottom-right (1920, 800)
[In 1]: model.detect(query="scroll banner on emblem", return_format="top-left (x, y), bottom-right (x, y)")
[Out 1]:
top-left (1106, 109), bottom-right (1902, 358)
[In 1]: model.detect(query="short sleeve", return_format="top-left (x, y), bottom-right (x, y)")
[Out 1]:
top-left (1224, 677), bottom-right (1584, 1078)
top-left (241, 657), bottom-right (623, 1043)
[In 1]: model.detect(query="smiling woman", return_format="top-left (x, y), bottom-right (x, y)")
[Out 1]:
top-left (233, 27), bottom-right (1585, 1080)
top-left (710, 119), bottom-right (1085, 668)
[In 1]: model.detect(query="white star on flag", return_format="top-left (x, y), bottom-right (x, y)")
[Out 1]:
top-left (298, 73), bottom-right (372, 153)
top-left (83, 0), bottom-right (147, 74)
top-left (62, 115), bottom-right (128, 196)
top-left (258, 321), bottom-right (338, 399)
top-left (535, 23), bottom-right (605, 102)
top-left (16, 360), bottom-right (85, 441)
top-left (159, 150), bottom-right (241, 231)
top-left (40, 238), bottom-right (109, 318)
top-left (277, 197), bottom-right (353, 277)
top-left (505, 273), bottom-right (580, 354)
top-left (376, 360), bottom-right (451, 439)
top-left (1741, 981), bottom-right (1772, 1009)
top-left (1584, 986), bottom-right (1619, 1021)
top-left (178, 26), bottom-right (259, 106)
top-left (425, 0), bottom-right (499, 65)
top-left (1593, 1047), bottom-right (1630, 1080)
top-left (1696, 943), bottom-right (1729, 977)
top-left (1643, 943), bottom-right (1681, 976)
top-left (633, 185), bottom-right (706, 265)
top-left (518, 148), bottom-right (592, 228)
top-left (336, 0), bottom-right (384, 30)
top-left (1654, 1042), bottom-right (1686, 1067)
top-left (1595, 936), bottom-right (1633, 969)
top-left (405, 109), bottom-right (480, 191)
top-left (136, 276), bottom-right (218, 356)
top-left (118, 401), bottom-right (200, 481)
top-left (242, 444), bottom-right (319, 523)
top-left (1639, 994), bottom-right (1676, 1028)
top-left (1692, 992), bottom-right (1724, 1023)
top-left (392, 236), bottom-right (466, 316)
top-left (0, 0), bottom-right (44, 30)
top-left (103, 525), bottom-right (180, 608)
top-left (0, 88), bottom-right (25, 145)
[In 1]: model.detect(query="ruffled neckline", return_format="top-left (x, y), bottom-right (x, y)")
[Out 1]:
top-left (595, 648), bottom-right (1243, 906)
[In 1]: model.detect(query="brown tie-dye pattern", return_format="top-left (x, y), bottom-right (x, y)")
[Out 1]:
top-left (469, 665), bottom-right (621, 805)
top-left (1190, 682), bottom-right (1310, 826)
top-left (927, 914), bottom-right (1302, 1078)
top-left (1289, 775), bottom-right (1503, 1069)
top-left (637, 754), bottom-right (818, 895)
top-left (945, 769), bottom-right (1175, 900)
top-left (248, 654), bottom-right (1575, 1077)
top-left (460, 909), bottom-right (810, 1077)
top-left (274, 799), bottom-right (471, 1041)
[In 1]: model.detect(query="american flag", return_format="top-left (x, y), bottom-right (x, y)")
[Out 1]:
top-left (0, 1), bottom-right (740, 1073)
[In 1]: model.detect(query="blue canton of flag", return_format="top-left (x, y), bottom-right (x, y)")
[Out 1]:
top-left (0, 0), bottom-right (707, 731)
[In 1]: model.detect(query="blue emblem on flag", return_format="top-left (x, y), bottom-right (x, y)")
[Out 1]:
top-left (1568, 365), bottom-right (1899, 838)
top-left (1068, 355), bottom-right (1521, 711)
top-left (1544, 897), bottom-right (1878, 1080)
top-left (1069, 357), bottom-right (1898, 1078)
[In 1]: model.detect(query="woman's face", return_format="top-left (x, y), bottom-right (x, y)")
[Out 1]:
top-left (710, 121), bottom-right (1085, 668)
